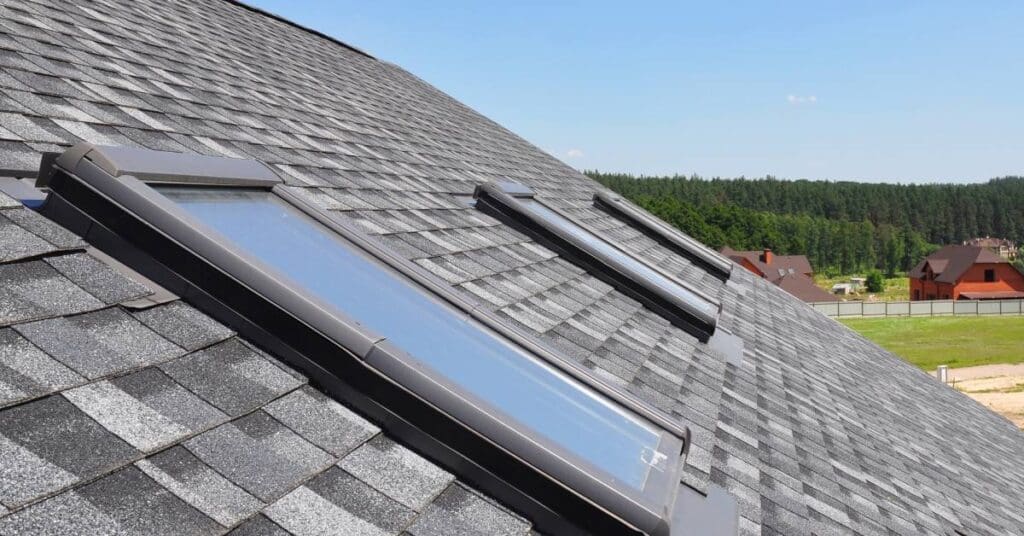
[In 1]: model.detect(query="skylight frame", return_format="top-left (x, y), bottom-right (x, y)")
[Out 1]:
top-left (41, 144), bottom-right (692, 536)
top-left (593, 191), bottom-right (733, 281)
top-left (474, 182), bottom-right (722, 342)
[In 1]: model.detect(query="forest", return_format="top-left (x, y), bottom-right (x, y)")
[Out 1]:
top-left (587, 172), bottom-right (1024, 276)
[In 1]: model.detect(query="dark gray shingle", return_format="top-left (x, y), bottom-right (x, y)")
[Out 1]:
top-left (264, 467), bottom-right (415, 536)
top-left (0, 394), bottom-right (138, 507)
top-left (160, 338), bottom-right (302, 417)
top-left (263, 386), bottom-right (378, 458)
top-left (44, 252), bottom-right (152, 304)
top-left (185, 411), bottom-right (333, 502)
top-left (0, 327), bottom-right (83, 407)
top-left (132, 301), bottom-right (234, 351)
top-left (15, 307), bottom-right (184, 379)
top-left (0, 260), bottom-right (103, 326)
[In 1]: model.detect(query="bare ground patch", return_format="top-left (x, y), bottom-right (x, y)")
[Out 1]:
top-left (947, 364), bottom-right (1024, 429)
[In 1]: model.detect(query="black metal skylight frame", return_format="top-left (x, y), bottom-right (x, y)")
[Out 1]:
top-left (38, 144), bottom-right (696, 536)
top-left (593, 191), bottom-right (733, 281)
top-left (474, 181), bottom-right (722, 342)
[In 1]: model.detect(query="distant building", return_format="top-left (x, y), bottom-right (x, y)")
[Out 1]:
top-left (963, 236), bottom-right (1017, 259)
top-left (720, 247), bottom-right (834, 302)
top-left (831, 283), bottom-right (853, 295)
top-left (831, 277), bottom-right (866, 296)
top-left (909, 245), bottom-right (1024, 300)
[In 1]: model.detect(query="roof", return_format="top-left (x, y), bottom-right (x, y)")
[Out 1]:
top-left (1, 1), bottom-right (1024, 535)
top-left (720, 248), bottom-right (814, 281)
top-left (774, 272), bottom-right (836, 303)
top-left (909, 244), bottom-right (1012, 283)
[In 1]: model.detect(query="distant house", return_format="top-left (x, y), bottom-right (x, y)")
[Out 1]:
top-left (909, 245), bottom-right (1024, 300)
top-left (963, 237), bottom-right (1017, 259)
top-left (721, 247), bottom-right (834, 302)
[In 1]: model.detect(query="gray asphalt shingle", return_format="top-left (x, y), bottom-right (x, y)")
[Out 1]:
top-left (338, 435), bottom-right (453, 511)
top-left (160, 339), bottom-right (302, 417)
top-left (0, 394), bottom-right (138, 507)
top-left (15, 307), bottom-right (184, 380)
top-left (0, 327), bottom-right (83, 407)
top-left (264, 467), bottom-right (414, 536)
top-left (136, 446), bottom-right (263, 528)
top-left (405, 484), bottom-right (531, 536)
top-left (185, 411), bottom-right (333, 503)
top-left (44, 252), bottom-right (152, 304)
top-left (0, 466), bottom-right (222, 536)
top-left (0, 206), bottom-right (84, 249)
top-left (0, 0), bottom-right (1018, 534)
top-left (264, 386), bottom-right (379, 458)
top-left (132, 301), bottom-right (234, 351)
top-left (64, 367), bottom-right (226, 452)
top-left (0, 211), bottom-right (54, 262)
top-left (0, 259), bottom-right (103, 326)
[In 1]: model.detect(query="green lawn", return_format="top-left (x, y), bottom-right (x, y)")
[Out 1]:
top-left (841, 316), bottom-right (1024, 370)
top-left (814, 274), bottom-right (909, 301)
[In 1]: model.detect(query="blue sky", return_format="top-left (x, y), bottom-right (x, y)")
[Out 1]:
top-left (248, 1), bottom-right (1024, 183)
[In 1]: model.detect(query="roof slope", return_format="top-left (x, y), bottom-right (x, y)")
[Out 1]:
top-left (910, 244), bottom-right (1011, 283)
top-left (720, 248), bottom-right (814, 281)
top-left (774, 273), bottom-right (835, 303)
top-left (0, 1), bottom-right (1022, 535)
top-left (0, 193), bottom-right (529, 534)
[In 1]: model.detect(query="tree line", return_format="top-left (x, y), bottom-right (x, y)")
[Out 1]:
top-left (584, 172), bottom-right (1018, 276)
top-left (589, 172), bottom-right (1024, 246)
top-left (616, 194), bottom-right (932, 276)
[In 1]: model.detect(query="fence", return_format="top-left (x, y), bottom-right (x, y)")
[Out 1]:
top-left (810, 298), bottom-right (1024, 318)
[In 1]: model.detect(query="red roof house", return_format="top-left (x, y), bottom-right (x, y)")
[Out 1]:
top-left (720, 248), bottom-right (834, 302)
top-left (909, 245), bottom-right (1024, 300)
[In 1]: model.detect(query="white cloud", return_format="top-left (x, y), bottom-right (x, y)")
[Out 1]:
top-left (787, 94), bottom-right (818, 105)
top-left (565, 148), bottom-right (585, 158)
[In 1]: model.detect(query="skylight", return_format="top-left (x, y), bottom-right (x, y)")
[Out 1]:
top-left (41, 144), bottom-right (692, 536)
top-left (474, 182), bottom-right (721, 341)
top-left (158, 186), bottom-right (661, 487)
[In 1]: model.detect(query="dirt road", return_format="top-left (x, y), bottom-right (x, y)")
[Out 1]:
top-left (944, 364), bottom-right (1024, 429)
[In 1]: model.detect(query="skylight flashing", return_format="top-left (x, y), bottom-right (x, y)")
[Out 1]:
top-left (474, 181), bottom-right (721, 342)
top-left (40, 144), bottom-right (697, 536)
top-left (593, 190), bottom-right (733, 281)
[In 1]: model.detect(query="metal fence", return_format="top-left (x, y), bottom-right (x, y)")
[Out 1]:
top-left (810, 299), bottom-right (1024, 318)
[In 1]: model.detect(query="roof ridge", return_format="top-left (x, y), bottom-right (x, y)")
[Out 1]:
top-left (226, 0), bottom-right (377, 61)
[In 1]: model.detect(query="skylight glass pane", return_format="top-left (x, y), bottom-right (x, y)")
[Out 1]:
top-left (521, 199), bottom-right (719, 319)
top-left (158, 187), bottom-right (661, 488)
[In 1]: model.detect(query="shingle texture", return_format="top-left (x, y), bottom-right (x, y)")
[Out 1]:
top-left (0, 199), bottom-right (529, 533)
top-left (0, 0), bottom-right (1021, 534)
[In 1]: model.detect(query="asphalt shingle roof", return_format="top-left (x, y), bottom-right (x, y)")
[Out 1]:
top-left (0, 1), bottom-right (1022, 534)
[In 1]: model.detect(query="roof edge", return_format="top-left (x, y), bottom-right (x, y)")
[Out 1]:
top-left (227, 0), bottom-right (376, 60)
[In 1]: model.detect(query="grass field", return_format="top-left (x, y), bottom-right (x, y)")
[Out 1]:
top-left (841, 316), bottom-right (1024, 370)
top-left (814, 274), bottom-right (910, 301)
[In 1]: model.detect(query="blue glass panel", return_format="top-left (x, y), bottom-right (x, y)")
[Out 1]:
top-left (159, 187), bottom-right (661, 488)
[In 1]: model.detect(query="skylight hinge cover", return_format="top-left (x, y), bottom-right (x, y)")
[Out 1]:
top-left (44, 142), bottom-right (282, 188)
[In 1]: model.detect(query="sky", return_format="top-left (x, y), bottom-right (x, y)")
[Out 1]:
top-left (247, 1), bottom-right (1024, 183)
